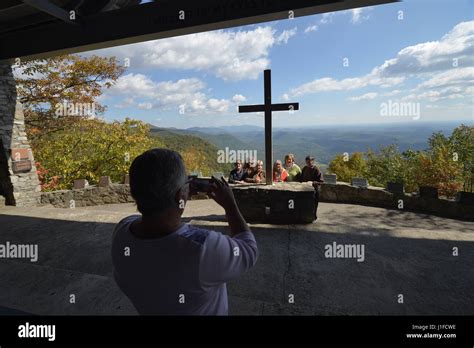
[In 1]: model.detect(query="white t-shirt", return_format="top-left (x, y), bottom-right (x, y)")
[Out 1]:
top-left (111, 215), bottom-right (258, 315)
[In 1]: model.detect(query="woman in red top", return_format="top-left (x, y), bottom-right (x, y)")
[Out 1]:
top-left (273, 160), bottom-right (288, 182)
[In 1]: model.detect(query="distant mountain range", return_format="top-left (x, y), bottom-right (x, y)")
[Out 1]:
top-left (149, 121), bottom-right (470, 170)
top-left (187, 125), bottom-right (264, 134)
top-left (148, 126), bottom-right (233, 176)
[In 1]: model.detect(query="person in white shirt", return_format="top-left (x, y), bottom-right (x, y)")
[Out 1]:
top-left (111, 148), bottom-right (258, 315)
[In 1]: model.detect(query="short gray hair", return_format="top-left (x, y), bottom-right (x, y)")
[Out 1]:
top-left (129, 148), bottom-right (187, 216)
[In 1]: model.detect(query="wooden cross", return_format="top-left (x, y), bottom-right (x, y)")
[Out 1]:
top-left (239, 69), bottom-right (299, 185)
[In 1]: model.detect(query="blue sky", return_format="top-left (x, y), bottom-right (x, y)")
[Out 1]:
top-left (87, 0), bottom-right (474, 128)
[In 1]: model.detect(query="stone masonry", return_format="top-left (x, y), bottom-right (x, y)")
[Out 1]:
top-left (36, 180), bottom-right (474, 221)
top-left (0, 63), bottom-right (41, 206)
top-left (232, 182), bottom-right (316, 224)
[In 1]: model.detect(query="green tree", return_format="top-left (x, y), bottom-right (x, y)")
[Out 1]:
top-left (366, 145), bottom-right (406, 187)
top-left (400, 149), bottom-right (422, 193)
top-left (328, 152), bottom-right (367, 183)
top-left (449, 124), bottom-right (474, 191)
top-left (150, 131), bottom-right (233, 176)
top-left (327, 125), bottom-right (472, 197)
top-left (34, 118), bottom-right (153, 190)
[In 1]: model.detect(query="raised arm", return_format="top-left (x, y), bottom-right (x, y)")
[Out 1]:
top-left (208, 176), bottom-right (250, 237)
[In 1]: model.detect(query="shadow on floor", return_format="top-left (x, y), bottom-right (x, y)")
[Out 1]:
top-left (0, 210), bottom-right (472, 315)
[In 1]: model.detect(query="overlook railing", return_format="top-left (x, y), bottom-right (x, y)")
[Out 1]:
top-left (5, 174), bottom-right (466, 222)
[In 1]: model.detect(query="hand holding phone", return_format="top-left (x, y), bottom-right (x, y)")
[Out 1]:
top-left (189, 177), bottom-right (214, 194)
top-left (207, 176), bottom-right (238, 212)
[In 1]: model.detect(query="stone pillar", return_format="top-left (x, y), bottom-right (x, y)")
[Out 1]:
top-left (0, 64), bottom-right (41, 207)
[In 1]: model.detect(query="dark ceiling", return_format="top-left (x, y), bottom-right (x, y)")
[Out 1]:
top-left (0, 0), bottom-right (397, 62)
top-left (0, 0), bottom-right (144, 35)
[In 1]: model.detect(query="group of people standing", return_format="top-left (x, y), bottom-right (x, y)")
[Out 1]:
top-left (228, 159), bottom-right (266, 184)
top-left (228, 153), bottom-right (323, 185)
top-left (273, 154), bottom-right (305, 182)
top-left (228, 153), bottom-right (324, 219)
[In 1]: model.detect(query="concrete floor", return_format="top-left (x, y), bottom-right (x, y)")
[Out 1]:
top-left (0, 200), bottom-right (473, 315)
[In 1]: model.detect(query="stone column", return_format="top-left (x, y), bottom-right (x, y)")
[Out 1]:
top-left (0, 63), bottom-right (41, 207)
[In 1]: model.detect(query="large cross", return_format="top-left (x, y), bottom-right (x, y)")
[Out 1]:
top-left (239, 69), bottom-right (299, 185)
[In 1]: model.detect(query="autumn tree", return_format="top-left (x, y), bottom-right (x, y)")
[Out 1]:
top-left (14, 54), bottom-right (125, 141)
top-left (429, 124), bottom-right (474, 191)
top-left (420, 124), bottom-right (471, 196)
top-left (412, 143), bottom-right (464, 198)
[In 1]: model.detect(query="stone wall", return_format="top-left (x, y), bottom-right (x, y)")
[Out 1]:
top-left (320, 182), bottom-right (474, 221)
top-left (232, 182), bottom-right (316, 224)
top-left (40, 184), bottom-right (135, 208)
top-left (0, 64), bottom-right (41, 207)
top-left (29, 180), bottom-right (474, 222)
top-left (39, 182), bottom-right (207, 208)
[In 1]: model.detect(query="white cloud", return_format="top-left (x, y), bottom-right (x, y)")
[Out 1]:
top-left (112, 73), bottom-right (158, 97)
top-left (304, 25), bottom-right (318, 34)
top-left (287, 73), bottom-right (404, 97)
top-left (320, 13), bottom-right (335, 24)
top-left (349, 92), bottom-right (378, 101)
top-left (276, 27), bottom-right (298, 44)
top-left (88, 26), bottom-right (296, 81)
top-left (317, 7), bottom-right (372, 25)
top-left (378, 21), bottom-right (474, 76)
top-left (350, 8), bottom-right (371, 24)
top-left (284, 21), bottom-right (474, 101)
top-left (232, 94), bottom-right (247, 103)
top-left (114, 97), bottom-right (135, 109)
top-left (396, 67), bottom-right (473, 102)
top-left (13, 65), bottom-right (45, 80)
top-left (426, 103), bottom-right (472, 110)
top-left (207, 98), bottom-right (231, 113)
top-left (376, 22), bottom-right (474, 103)
top-left (401, 85), bottom-right (470, 102)
top-left (138, 102), bottom-right (153, 110)
top-left (107, 73), bottom-right (241, 115)
top-left (383, 90), bottom-right (403, 97)
top-left (416, 67), bottom-right (473, 90)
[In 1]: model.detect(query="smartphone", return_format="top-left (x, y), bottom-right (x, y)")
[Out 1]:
top-left (189, 176), bottom-right (213, 193)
